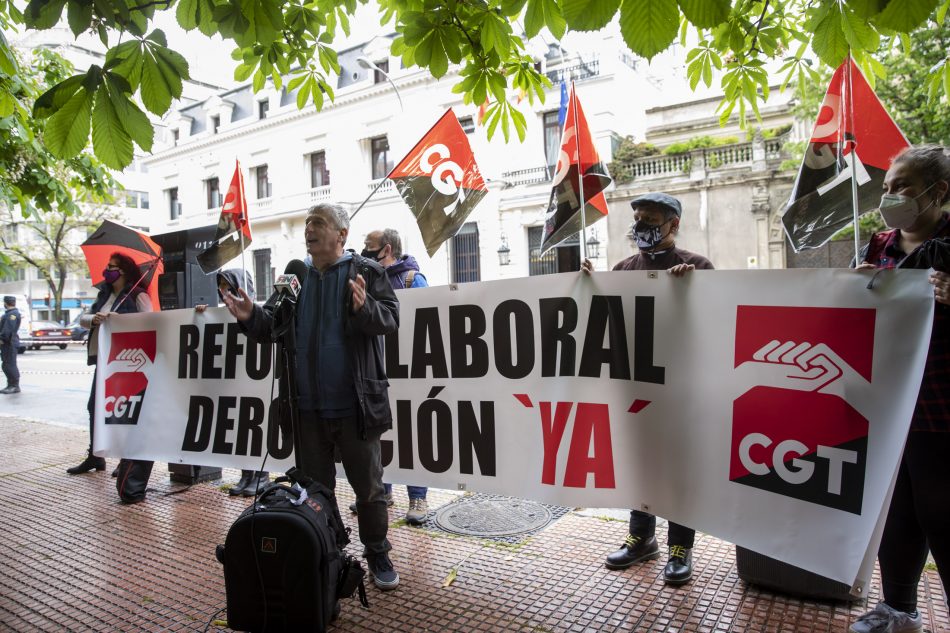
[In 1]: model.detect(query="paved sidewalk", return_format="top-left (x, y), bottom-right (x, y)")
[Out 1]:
top-left (0, 417), bottom-right (946, 633)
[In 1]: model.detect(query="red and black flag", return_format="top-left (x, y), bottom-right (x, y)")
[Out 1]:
top-left (197, 160), bottom-right (253, 273)
top-left (782, 58), bottom-right (909, 252)
top-left (390, 110), bottom-right (488, 257)
top-left (541, 86), bottom-right (612, 253)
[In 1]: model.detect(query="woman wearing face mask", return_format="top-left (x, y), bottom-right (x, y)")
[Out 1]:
top-left (67, 252), bottom-right (154, 475)
top-left (849, 145), bottom-right (950, 633)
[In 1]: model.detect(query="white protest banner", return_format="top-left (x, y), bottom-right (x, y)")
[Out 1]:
top-left (94, 269), bottom-right (934, 590)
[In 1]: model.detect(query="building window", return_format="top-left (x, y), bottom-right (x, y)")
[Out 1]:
top-left (451, 222), bottom-right (480, 283)
top-left (172, 129), bottom-right (179, 146)
top-left (0, 266), bottom-right (25, 282)
top-left (206, 177), bottom-right (221, 209)
top-left (527, 225), bottom-right (579, 276)
top-left (258, 100), bottom-right (269, 119)
top-left (458, 115), bottom-right (475, 134)
top-left (370, 136), bottom-right (392, 180)
top-left (122, 190), bottom-right (150, 209)
top-left (543, 111), bottom-right (561, 178)
top-left (168, 187), bottom-right (181, 220)
top-left (211, 115), bottom-right (220, 134)
top-left (310, 151), bottom-right (330, 188)
top-left (253, 249), bottom-right (272, 300)
top-left (255, 165), bottom-right (272, 199)
top-left (373, 59), bottom-right (389, 84)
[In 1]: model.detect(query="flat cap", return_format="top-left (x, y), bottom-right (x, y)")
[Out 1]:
top-left (630, 192), bottom-right (682, 217)
top-left (3, 296), bottom-right (15, 304)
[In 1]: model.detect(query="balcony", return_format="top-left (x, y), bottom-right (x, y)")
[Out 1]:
top-left (367, 178), bottom-right (397, 196)
top-left (500, 165), bottom-right (552, 187)
top-left (545, 59), bottom-right (600, 84)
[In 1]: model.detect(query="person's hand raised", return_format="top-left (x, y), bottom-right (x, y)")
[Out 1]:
top-left (349, 274), bottom-right (366, 313)
top-left (221, 287), bottom-right (253, 321)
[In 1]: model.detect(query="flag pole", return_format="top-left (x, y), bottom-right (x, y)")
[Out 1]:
top-left (571, 82), bottom-right (588, 265)
top-left (236, 160), bottom-right (249, 285)
top-left (845, 56), bottom-right (861, 264)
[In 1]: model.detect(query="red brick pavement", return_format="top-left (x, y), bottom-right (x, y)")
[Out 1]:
top-left (0, 417), bottom-right (947, 633)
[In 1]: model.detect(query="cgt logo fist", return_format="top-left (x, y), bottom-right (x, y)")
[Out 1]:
top-left (729, 306), bottom-right (875, 515)
top-left (104, 331), bottom-right (156, 425)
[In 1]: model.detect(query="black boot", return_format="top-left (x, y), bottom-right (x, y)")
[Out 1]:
top-left (242, 472), bottom-right (271, 497)
top-left (229, 470), bottom-right (254, 496)
top-left (67, 451), bottom-right (106, 475)
top-left (605, 534), bottom-right (660, 570)
top-left (662, 546), bottom-right (693, 585)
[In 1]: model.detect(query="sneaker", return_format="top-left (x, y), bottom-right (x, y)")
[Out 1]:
top-left (366, 552), bottom-right (399, 590)
top-left (605, 534), bottom-right (660, 570)
top-left (662, 545), bottom-right (693, 585)
top-left (849, 603), bottom-right (923, 633)
top-left (406, 498), bottom-right (428, 525)
top-left (349, 492), bottom-right (394, 514)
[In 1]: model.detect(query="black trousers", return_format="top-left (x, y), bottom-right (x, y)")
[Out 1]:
top-left (86, 369), bottom-right (96, 451)
top-left (296, 411), bottom-right (391, 556)
top-left (878, 431), bottom-right (950, 613)
top-left (630, 510), bottom-right (695, 548)
top-left (1, 342), bottom-right (18, 388)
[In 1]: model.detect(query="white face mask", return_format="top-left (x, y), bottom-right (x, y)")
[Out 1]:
top-left (879, 182), bottom-right (937, 230)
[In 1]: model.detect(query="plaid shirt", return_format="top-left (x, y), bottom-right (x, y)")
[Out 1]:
top-left (864, 212), bottom-right (950, 432)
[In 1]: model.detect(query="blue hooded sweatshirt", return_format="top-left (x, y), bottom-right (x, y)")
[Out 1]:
top-left (385, 255), bottom-right (428, 290)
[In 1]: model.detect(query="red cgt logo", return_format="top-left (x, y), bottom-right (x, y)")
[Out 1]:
top-left (104, 331), bottom-right (156, 425)
top-left (730, 306), bottom-right (875, 515)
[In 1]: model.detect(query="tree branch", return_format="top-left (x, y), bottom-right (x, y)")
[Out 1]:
top-left (748, 0), bottom-right (771, 55)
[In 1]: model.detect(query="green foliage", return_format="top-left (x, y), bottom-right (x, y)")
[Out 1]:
top-left (607, 135), bottom-right (660, 183)
top-left (831, 210), bottom-right (886, 241)
top-left (662, 135), bottom-right (739, 155)
top-left (794, 22), bottom-right (950, 145)
top-left (1, 0), bottom-right (949, 172)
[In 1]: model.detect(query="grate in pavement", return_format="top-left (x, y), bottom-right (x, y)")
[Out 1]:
top-left (428, 492), bottom-right (570, 543)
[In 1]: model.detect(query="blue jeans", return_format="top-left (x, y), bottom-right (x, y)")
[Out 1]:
top-left (383, 483), bottom-right (428, 500)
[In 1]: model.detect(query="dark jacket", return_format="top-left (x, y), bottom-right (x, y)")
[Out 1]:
top-left (0, 307), bottom-right (21, 346)
top-left (86, 284), bottom-right (146, 365)
top-left (386, 255), bottom-right (428, 289)
top-left (241, 253), bottom-right (399, 438)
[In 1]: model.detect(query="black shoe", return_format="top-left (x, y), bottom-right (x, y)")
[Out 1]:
top-left (663, 546), bottom-right (693, 585)
top-left (366, 552), bottom-right (399, 590)
top-left (605, 534), bottom-right (660, 570)
top-left (0, 386), bottom-right (20, 394)
top-left (242, 472), bottom-right (270, 497)
top-left (66, 452), bottom-right (106, 475)
top-left (111, 466), bottom-right (119, 478)
top-left (229, 471), bottom-right (253, 496)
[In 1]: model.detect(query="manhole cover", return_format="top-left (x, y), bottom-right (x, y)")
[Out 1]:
top-left (434, 496), bottom-right (554, 537)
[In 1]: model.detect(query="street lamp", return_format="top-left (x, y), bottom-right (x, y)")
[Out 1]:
top-left (497, 235), bottom-right (511, 266)
top-left (356, 56), bottom-right (404, 112)
top-left (586, 230), bottom-right (601, 259)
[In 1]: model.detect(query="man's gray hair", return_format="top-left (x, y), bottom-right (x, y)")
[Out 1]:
top-left (307, 203), bottom-right (349, 231)
top-left (378, 228), bottom-right (403, 259)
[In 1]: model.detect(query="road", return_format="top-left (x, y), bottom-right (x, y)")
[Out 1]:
top-left (0, 345), bottom-right (92, 428)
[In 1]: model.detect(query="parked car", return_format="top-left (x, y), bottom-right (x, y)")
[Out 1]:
top-left (16, 326), bottom-right (27, 354)
top-left (27, 320), bottom-right (71, 350)
top-left (69, 315), bottom-right (89, 341)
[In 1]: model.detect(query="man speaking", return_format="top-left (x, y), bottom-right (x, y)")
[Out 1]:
top-left (222, 203), bottom-right (401, 591)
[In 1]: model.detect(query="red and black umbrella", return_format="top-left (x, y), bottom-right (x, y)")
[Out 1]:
top-left (80, 220), bottom-right (164, 309)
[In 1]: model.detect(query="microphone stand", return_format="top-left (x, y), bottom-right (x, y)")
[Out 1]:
top-left (270, 296), bottom-right (304, 476)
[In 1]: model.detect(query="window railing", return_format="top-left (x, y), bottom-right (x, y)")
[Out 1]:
top-left (500, 165), bottom-right (551, 187)
top-left (367, 178), bottom-right (396, 195)
top-left (545, 59), bottom-right (600, 84)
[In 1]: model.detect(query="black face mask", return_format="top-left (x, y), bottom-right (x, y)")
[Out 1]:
top-left (632, 219), bottom-right (672, 250)
top-left (361, 248), bottom-right (383, 261)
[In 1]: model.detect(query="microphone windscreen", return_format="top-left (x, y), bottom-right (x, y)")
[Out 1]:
top-left (284, 259), bottom-right (308, 280)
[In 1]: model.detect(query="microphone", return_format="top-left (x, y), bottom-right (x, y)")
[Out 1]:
top-left (271, 259), bottom-right (307, 335)
top-left (274, 259), bottom-right (307, 304)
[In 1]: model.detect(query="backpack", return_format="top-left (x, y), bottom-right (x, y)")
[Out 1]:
top-left (217, 467), bottom-right (367, 632)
